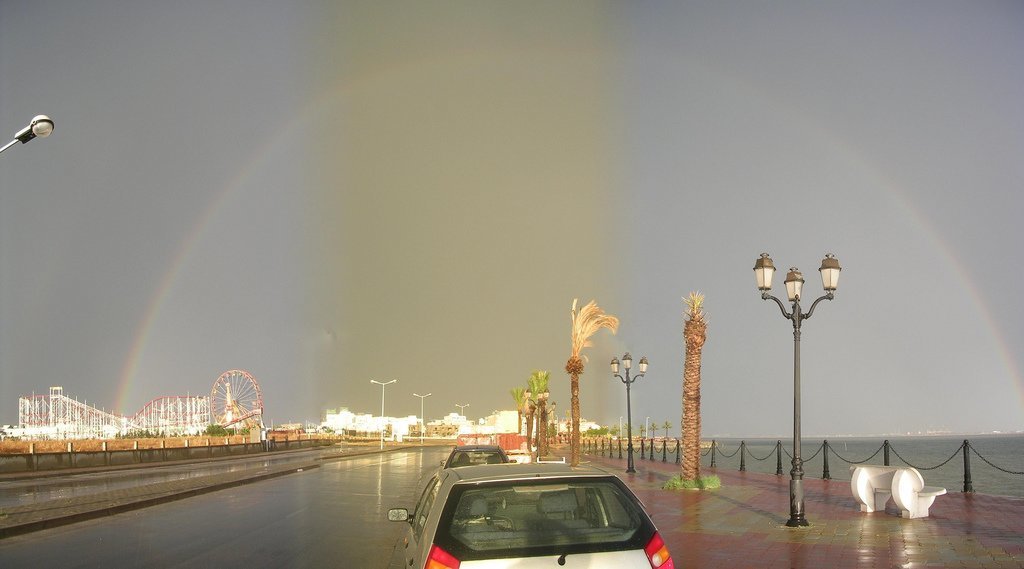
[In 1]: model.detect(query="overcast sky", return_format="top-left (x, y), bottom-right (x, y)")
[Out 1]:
top-left (2, 2), bottom-right (1021, 437)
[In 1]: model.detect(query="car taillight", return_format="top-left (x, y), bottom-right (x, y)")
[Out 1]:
top-left (425, 544), bottom-right (460, 569)
top-left (644, 531), bottom-right (674, 569)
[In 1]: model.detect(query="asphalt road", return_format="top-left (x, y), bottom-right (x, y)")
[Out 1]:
top-left (0, 446), bottom-right (449, 568)
top-left (0, 447), bottom-right (338, 509)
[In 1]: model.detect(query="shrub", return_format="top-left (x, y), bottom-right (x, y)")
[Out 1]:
top-left (663, 474), bottom-right (721, 491)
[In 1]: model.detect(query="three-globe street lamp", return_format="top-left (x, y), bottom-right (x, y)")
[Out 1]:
top-left (754, 252), bottom-right (841, 527)
top-left (1, 115), bottom-right (54, 156)
top-left (371, 379), bottom-right (397, 450)
top-left (611, 353), bottom-right (648, 474)
top-left (413, 393), bottom-right (432, 445)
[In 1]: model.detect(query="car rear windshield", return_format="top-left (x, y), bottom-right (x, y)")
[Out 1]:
top-left (435, 477), bottom-right (652, 560)
top-left (448, 450), bottom-right (506, 467)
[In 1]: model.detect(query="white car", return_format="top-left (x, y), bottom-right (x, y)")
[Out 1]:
top-left (387, 462), bottom-right (674, 569)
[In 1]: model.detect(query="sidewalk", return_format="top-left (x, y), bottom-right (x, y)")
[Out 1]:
top-left (583, 450), bottom-right (1024, 568)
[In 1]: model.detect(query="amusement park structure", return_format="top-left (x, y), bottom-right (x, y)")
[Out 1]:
top-left (16, 370), bottom-right (264, 439)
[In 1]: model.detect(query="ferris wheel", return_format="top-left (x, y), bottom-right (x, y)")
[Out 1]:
top-left (210, 369), bottom-right (264, 429)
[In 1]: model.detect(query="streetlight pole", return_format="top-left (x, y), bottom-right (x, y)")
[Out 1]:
top-left (754, 253), bottom-right (841, 527)
top-left (413, 393), bottom-right (432, 445)
top-left (371, 380), bottom-right (397, 450)
top-left (455, 403), bottom-right (469, 417)
top-left (1, 115), bottom-right (54, 156)
top-left (611, 353), bottom-right (648, 474)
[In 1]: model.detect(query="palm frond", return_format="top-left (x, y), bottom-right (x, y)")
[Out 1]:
top-left (569, 298), bottom-right (619, 358)
top-left (684, 291), bottom-right (706, 322)
top-left (510, 386), bottom-right (526, 406)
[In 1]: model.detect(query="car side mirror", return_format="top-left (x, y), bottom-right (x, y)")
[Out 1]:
top-left (387, 508), bottom-right (409, 522)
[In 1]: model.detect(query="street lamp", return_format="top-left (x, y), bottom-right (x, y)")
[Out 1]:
top-left (455, 403), bottom-right (469, 417)
top-left (371, 379), bottom-right (397, 450)
top-left (754, 252), bottom-right (841, 527)
top-left (1, 115), bottom-right (54, 156)
top-left (413, 393), bottom-right (432, 445)
top-left (611, 352), bottom-right (648, 474)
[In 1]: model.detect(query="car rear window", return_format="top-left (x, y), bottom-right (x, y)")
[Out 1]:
top-left (448, 450), bottom-right (506, 467)
top-left (435, 478), bottom-right (652, 560)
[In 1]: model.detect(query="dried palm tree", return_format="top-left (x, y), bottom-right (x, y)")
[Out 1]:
top-left (510, 387), bottom-right (527, 435)
top-left (681, 292), bottom-right (707, 482)
top-left (566, 298), bottom-right (619, 466)
top-left (528, 370), bottom-right (551, 459)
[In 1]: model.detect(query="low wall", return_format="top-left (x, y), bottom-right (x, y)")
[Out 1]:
top-left (0, 437), bottom-right (333, 474)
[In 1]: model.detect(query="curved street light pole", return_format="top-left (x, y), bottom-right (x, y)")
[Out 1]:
top-left (754, 253), bottom-right (841, 527)
top-left (611, 353), bottom-right (648, 474)
top-left (1, 115), bottom-right (54, 156)
top-left (413, 392), bottom-right (432, 445)
top-left (371, 379), bottom-right (397, 450)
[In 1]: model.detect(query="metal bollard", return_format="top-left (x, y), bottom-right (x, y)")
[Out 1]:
top-left (776, 440), bottom-right (783, 475)
top-left (710, 440), bottom-right (717, 468)
top-left (675, 439), bottom-right (681, 465)
top-left (822, 440), bottom-right (831, 479)
top-left (963, 439), bottom-right (974, 493)
top-left (649, 439), bottom-right (655, 460)
top-left (883, 439), bottom-right (890, 466)
top-left (618, 438), bottom-right (623, 459)
top-left (739, 441), bottom-right (746, 472)
top-left (640, 439), bottom-right (645, 460)
top-left (662, 439), bottom-right (667, 463)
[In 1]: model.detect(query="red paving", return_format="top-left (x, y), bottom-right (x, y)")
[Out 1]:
top-left (583, 451), bottom-right (1024, 568)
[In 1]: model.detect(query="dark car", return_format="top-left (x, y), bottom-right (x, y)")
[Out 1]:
top-left (442, 445), bottom-right (511, 468)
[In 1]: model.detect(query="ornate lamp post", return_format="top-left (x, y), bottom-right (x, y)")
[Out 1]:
top-left (371, 379), bottom-right (397, 450)
top-left (413, 392), bottom-right (431, 445)
top-left (611, 353), bottom-right (648, 474)
top-left (1, 115), bottom-right (54, 156)
top-left (754, 252), bottom-right (841, 527)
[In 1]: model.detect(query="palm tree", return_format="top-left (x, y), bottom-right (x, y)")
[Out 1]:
top-left (528, 370), bottom-right (550, 459)
top-left (524, 385), bottom-right (536, 455)
top-left (681, 292), bottom-right (707, 482)
top-left (663, 420), bottom-right (672, 438)
top-left (566, 298), bottom-right (619, 467)
top-left (510, 387), bottom-right (527, 435)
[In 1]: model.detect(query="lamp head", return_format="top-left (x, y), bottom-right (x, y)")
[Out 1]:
top-left (753, 253), bottom-right (775, 291)
top-left (14, 115), bottom-right (54, 144)
top-left (610, 357), bottom-right (619, 374)
top-left (819, 253), bottom-right (841, 292)
top-left (622, 352), bottom-right (632, 370)
top-left (638, 356), bottom-right (648, 374)
top-left (784, 268), bottom-right (805, 302)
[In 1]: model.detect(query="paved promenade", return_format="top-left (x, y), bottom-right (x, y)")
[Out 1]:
top-left (584, 450), bottom-right (1024, 568)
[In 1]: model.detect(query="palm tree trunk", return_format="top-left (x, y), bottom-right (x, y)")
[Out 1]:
top-left (566, 356), bottom-right (584, 467)
top-left (536, 400), bottom-right (548, 458)
top-left (525, 403), bottom-right (535, 458)
top-left (682, 318), bottom-right (707, 481)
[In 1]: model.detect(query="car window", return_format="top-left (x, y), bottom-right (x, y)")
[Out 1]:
top-left (413, 475), bottom-right (441, 540)
top-left (449, 450), bottom-right (507, 467)
top-left (435, 479), bottom-right (650, 559)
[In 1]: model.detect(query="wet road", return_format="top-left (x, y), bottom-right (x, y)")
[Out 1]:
top-left (0, 447), bottom-right (340, 509)
top-left (0, 446), bottom-right (449, 568)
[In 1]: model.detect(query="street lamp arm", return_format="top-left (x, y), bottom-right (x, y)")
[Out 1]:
top-left (802, 293), bottom-right (834, 321)
top-left (762, 292), bottom-right (792, 319)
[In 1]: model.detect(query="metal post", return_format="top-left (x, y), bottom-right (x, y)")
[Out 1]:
top-left (776, 440), bottom-right (783, 475)
top-left (618, 437), bottom-right (623, 459)
top-left (662, 438), bottom-right (667, 463)
top-left (822, 440), bottom-right (831, 479)
top-left (640, 438), bottom-right (645, 460)
top-left (740, 441), bottom-right (746, 472)
top-left (710, 440), bottom-right (717, 468)
top-left (675, 439), bottom-right (681, 465)
top-left (962, 439), bottom-right (974, 493)
top-left (884, 440), bottom-right (890, 466)
top-left (650, 439), bottom-right (655, 460)
top-left (626, 374), bottom-right (635, 473)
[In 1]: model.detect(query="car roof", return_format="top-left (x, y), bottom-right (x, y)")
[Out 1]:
top-left (444, 462), bottom-right (616, 484)
top-left (450, 445), bottom-right (504, 452)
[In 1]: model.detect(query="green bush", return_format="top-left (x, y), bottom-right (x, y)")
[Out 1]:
top-left (663, 474), bottom-right (721, 491)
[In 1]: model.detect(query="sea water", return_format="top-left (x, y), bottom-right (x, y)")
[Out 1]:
top-left (701, 434), bottom-right (1024, 498)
